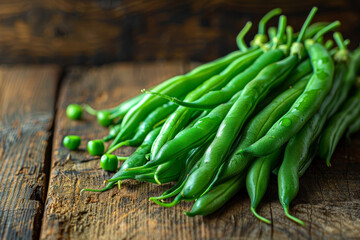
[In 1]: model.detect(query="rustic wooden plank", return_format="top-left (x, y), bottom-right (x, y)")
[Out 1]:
top-left (41, 62), bottom-right (360, 240)
top-left (0, 66), bottom-right (60, 239)
top-left (0, 0), bottom-right (359, 65)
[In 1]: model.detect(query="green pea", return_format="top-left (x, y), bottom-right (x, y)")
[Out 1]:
top-left (97, 111), bottom-right (113, 127)
top-left (63, 135), bottom-right (81, 150)
top-left (66, 104), bottom-right (83, 120)
top-left (87, 140), bottom-right (105, 156)
top-left (100, 154), bottom-right (118, 171)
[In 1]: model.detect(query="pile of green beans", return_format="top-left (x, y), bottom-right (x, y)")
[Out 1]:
top-left (63, 7), bottom-right (360, 226)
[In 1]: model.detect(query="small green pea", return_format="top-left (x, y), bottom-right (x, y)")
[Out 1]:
top-left (63, 135), bottom-right (81, 150)
top-left (97, 111), bottom-right (113, 127)
top-left (100, 154), bottom-right (118, 171)
top-left (87, 140), bottom-right (105, 156)
top-left (66, 104), bottom-right (83, 120)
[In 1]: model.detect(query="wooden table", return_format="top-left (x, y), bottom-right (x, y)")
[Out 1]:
top-left (1, 63), bottom-right (360, 240)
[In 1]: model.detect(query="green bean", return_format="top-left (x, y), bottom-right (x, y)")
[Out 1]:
top-left (184, 175), bottom-right (245, 216)
top-left (278, 143), bottom-right (318, 226)
top-left (102, 124), bottom-right (122, 142)
top-left (125, 157), bottom-right (185, 185)
top-left (278, 45), bottom-right (348, 224)
top-left (153, 157), bottom-right (186, 185)
top-left (246, 148), bottom-right (283, 224)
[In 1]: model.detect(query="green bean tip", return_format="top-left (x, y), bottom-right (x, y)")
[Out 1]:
top-left (251, 207), bottom-right (271, 224)
top-left (284, 206), bottom-right (305, 226)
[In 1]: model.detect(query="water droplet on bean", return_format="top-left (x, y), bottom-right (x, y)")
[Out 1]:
top-left (280, 118), bottom-right (292, 127)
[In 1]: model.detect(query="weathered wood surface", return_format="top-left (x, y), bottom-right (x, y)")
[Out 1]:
top-left (0, 0), bottom-right (359, 65)
top-left (39, 62), bottom-right (360, 240)
top-left (0, 66), bottom-right (59, 239)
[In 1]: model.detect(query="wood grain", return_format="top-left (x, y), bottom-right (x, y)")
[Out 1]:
top-left (40, 62), bottom-right (360, 239)
top-left (0, 0), bottom-right (359, 65)
top-left (0, 66), bottom-right (60, 239)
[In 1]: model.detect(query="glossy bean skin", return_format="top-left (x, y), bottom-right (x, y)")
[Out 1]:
top-left (317, 47), bottom-right (360, 163)
top-left (278, 57), bottom-right (348, 225)
top-left (117, 50), bottom-right (252, 144)
top-left (150, 49), bottom-right (263, 160)
top-left (246, 149), bottom-right (283, 224)
top-left (155, 49), bottom-right (285, 109)
top-left (184, 175), bottom-right (245, 216)
top-left (255, 58), bottom-right (311, 110)
top-left (142, 92), bottom-right (241, 169)
top-left (318, 89), bottom-right (360, 165)
top-left (278, 143), bottom-right (318, 226)
top-left (181, 53), bottom-right (300, 200)
top-left (81, 127), bottom-right (160, 192)
top-left (87, 140), bottom-right (105, 156)
top-left (109, 94), bottom-right (145, 119)
top-left (338, 49), bottom-right (360, 138)
top-left (66, 104), bottom-right (83, 120)
top-left (209, 72), bottom-right (310, 189)
top-left (63, 135), bottom-right (81, 150)
top-left (150, 135), bottom-right (214, 203)
top-left (102, 124), bottom-right (122, 142)
top-left (100, 154), bottom-right (118, 172)
top-left (126, 159), bottom-right (184, 185)
top-left (107, 101), bottom-right (177, 152)
top-left (244, 40), bottom-right (335, 157)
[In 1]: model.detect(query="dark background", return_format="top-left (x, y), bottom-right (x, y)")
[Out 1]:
top-left (0, 0), bottom-right (359, 65)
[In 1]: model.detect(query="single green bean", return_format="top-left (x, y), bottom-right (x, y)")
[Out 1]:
top-left (246, 148), bottom-right (283, 224)
top-left (184, 175), bottom-right (245, 216)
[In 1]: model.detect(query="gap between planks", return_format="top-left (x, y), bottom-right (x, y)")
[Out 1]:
top-left (34, 68), bottom-right (67, 240)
